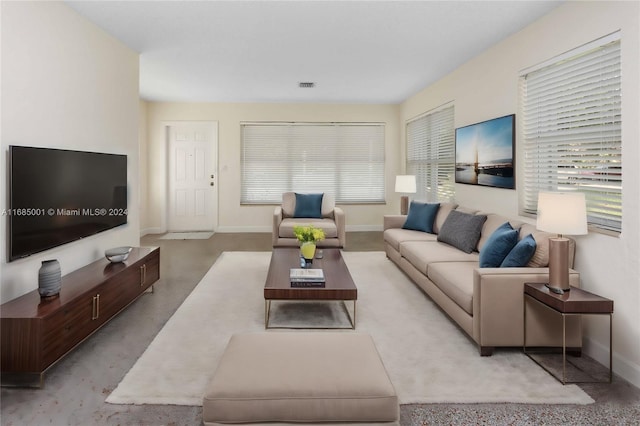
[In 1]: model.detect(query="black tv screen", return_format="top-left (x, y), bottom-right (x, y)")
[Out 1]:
top-left (9, 146), bottom-right (128, 261)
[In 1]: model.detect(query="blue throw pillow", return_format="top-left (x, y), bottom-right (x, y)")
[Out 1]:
top-left (479, 222), bottom-right (519, 267)
top-left (293, 193), bottom-right (323, 218)
top-left (501, 234), bottom-right (537, 267)
top-left (402, 201), bottom-right (440, 233)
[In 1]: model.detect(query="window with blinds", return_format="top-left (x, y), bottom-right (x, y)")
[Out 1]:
top-left (406, 104), bottom-right (455, 202)
top-left (241, 122), bottom-right (385, 204)
top-left (520, 32), bottom-right (622, 233)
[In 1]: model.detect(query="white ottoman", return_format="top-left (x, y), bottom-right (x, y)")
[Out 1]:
top-left (203, 332), bottom-right (398, 425)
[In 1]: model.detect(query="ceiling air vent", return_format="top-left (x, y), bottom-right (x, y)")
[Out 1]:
top-left (298, 82), bottom-right (315, 88)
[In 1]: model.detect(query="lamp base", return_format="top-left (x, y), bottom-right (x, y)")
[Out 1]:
top-left (400, 196), bottom-right (409, 215)
top-left (545, 283), bottom-right (571, 295)
top-left (548, 237), bottom-right (571, 293)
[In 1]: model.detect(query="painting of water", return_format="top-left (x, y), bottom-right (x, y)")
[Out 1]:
top-left (455, 114), bottom-right (515, 189)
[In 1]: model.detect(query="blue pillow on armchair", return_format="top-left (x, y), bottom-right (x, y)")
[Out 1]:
top-left (293, 193), bottom-right (323, 218)
top-left (402, 201), bottom-right (440, 233)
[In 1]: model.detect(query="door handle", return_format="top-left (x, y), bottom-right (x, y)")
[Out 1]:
top-left (210, 182), bottom-right (214, 186)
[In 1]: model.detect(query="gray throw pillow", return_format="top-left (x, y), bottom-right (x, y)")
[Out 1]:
top-left (437, 210), bottom-right (488, 253)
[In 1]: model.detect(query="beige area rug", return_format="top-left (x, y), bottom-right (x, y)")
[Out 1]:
top-left (159, 232), bottom-right (214, 240)
top-left (106, 251), bottom-right (593, 406)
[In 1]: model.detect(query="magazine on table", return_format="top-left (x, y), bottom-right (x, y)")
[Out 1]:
top-left (290, 268), bottom-right (325, 283)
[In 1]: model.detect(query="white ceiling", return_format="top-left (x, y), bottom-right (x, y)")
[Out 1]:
top-left (65, 1), bottom-right (563, 104)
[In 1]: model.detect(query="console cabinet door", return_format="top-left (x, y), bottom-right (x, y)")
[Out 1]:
top-left (42, 296), bottom-right (94, 369)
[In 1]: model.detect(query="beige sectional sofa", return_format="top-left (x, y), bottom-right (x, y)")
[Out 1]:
top-left (384, 202), bottom-right (582, 356)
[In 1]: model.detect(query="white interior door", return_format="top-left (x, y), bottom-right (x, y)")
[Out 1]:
top-left (167, 122), bottom-right (218, 232)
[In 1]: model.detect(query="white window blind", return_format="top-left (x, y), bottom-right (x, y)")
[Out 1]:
top-left (241, 122), bottom-right (385, 204)
top-left (406, 104), bottom-right (455, 202)
top-left (520, 33), bottom-right (622, 232)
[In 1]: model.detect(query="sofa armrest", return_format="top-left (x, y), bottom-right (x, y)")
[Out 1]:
top-left (272, 206), bottom-right (283, 246)
top-left (383, 215), bottom-right (406, 231)
top-left (472, 267), bottom-right (580, 349)
top-left (334, 207), bottom-right (346, 248)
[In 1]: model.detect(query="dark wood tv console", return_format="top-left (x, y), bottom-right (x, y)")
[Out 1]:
top-left (1, 246), bottom-right (160, 387)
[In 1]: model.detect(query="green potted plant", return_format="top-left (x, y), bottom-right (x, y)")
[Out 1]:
top-left (293, 225), bottom-right (325, 260)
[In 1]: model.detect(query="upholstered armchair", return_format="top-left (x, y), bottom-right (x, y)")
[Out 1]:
top-left (272, 192), bottom-right (346, 248)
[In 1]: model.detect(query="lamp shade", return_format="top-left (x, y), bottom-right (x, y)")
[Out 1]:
top-left (395, 175), bottom-right (416, 194)
top-left (537, 192), bottom-right (588, 235)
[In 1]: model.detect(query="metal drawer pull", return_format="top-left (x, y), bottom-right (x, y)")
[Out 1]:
top-left (92, 294), bottom-right (100, 320)
top-left (140, 264), bottom-right (146, 286)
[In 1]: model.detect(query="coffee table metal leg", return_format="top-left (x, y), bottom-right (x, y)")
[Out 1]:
top-left (353, 300), bottom-right (357, 329)
top-left (341, 300), bottom-right (357, 329)
top-left (265, 300), bottom-right (271, 329)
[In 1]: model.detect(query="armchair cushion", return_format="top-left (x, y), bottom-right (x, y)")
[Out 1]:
top-left (293, 193), bottom-right (323, 218)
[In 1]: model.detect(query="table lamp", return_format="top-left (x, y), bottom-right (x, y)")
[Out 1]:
top-left (395, 175), bottom-right (416, 215)
top-left (536, 192), bottom-right (588, 294)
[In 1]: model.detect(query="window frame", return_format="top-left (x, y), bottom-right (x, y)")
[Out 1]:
top-left (240, 122), bottom-right (385, 205)
top-left (519, 32), bottom-right (622, 234)
top-left (405, 103), bottom-right (456, 203)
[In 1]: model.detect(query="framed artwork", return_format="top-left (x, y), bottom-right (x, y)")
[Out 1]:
top-left (455, 114), bottom-right (515, 189)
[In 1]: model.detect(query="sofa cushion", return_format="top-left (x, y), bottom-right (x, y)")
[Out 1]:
top-left (293, 193), bottom-right (323, 218)
top-left (279, 218), bottom-right (338, 239)
top-left (437, 210), bottom-right (487, 253)
top-left (479, 222), bottom-right (519, 267)
top-left (428, 261), bottom-right (477, 315)
top-left (517, 222), bottom-right (551, 267)
top-left (477, 214), bottom-right (523, 252)
top-left (384, 228), bottom-right (437, 251)
top-left (403, 201), bottom-right (440, 233)
top-left (399, 241), bottom-right (478, 275)
top-left (433, 202), bottom-right (458, 234)
top-left (501, 234), bottom-right (537, 267)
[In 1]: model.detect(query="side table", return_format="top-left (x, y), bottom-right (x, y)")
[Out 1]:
top-left (523, 282), bottom-right (614, 384)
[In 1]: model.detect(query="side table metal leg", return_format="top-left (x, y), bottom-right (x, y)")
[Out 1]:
top-left (562, 313), bottom-right (567, 384)
top-left (523, 295), bottom-right (527, 352)
top-left (609, 313), bottom-right (613, 383)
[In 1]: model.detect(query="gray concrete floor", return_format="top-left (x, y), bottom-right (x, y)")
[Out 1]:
top-left (1, 232), bottom-right (639, 425)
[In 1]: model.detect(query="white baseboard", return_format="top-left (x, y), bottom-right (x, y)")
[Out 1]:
top-left (346, 224), bottom-right (383, 232)
top-left (584, 336), bottom-right (640, 388)
top-left (140, 227), bottom-right (164, 237)
top-left (215, 225), bottom-right (384, 233)
top-left (216, 226), bottom-right (271, 233)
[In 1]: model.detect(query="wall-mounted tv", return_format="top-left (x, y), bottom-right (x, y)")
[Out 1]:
top-left (9, 146), bottom-right (128, 261)
top-left (455, 114), bottom-right (515, 189)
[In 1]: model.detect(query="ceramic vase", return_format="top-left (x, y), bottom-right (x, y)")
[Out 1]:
top-left (38, 259), bottom-right (61, 298)
top-left (300, 241), bottom-right (316, 261)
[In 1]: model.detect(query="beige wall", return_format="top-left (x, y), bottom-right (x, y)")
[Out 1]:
top-left (0, 2), bottom-right (140, 303)
top-left (144, 102), bottom-right (400, 235)
top-left (401, 1), bottom-right (640, 386)
top-left (139, 100), bottom-right (150, 233)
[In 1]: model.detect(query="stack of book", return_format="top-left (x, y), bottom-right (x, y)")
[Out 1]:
top-left (290, 268), bottom-right (325, 287)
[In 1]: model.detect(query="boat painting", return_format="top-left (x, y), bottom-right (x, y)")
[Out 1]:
top-left (455, 114), bottom-right (515, 189)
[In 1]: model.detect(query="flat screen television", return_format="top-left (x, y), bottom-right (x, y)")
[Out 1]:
top-left (9, 146), bottom-right (128, 261)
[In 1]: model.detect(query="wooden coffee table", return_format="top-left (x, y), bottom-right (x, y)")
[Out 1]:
top-left (264, 248), bottom-right (357, 329)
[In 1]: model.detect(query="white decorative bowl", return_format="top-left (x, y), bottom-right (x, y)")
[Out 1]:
top-left (105, 246), bottom-right (132, 263)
